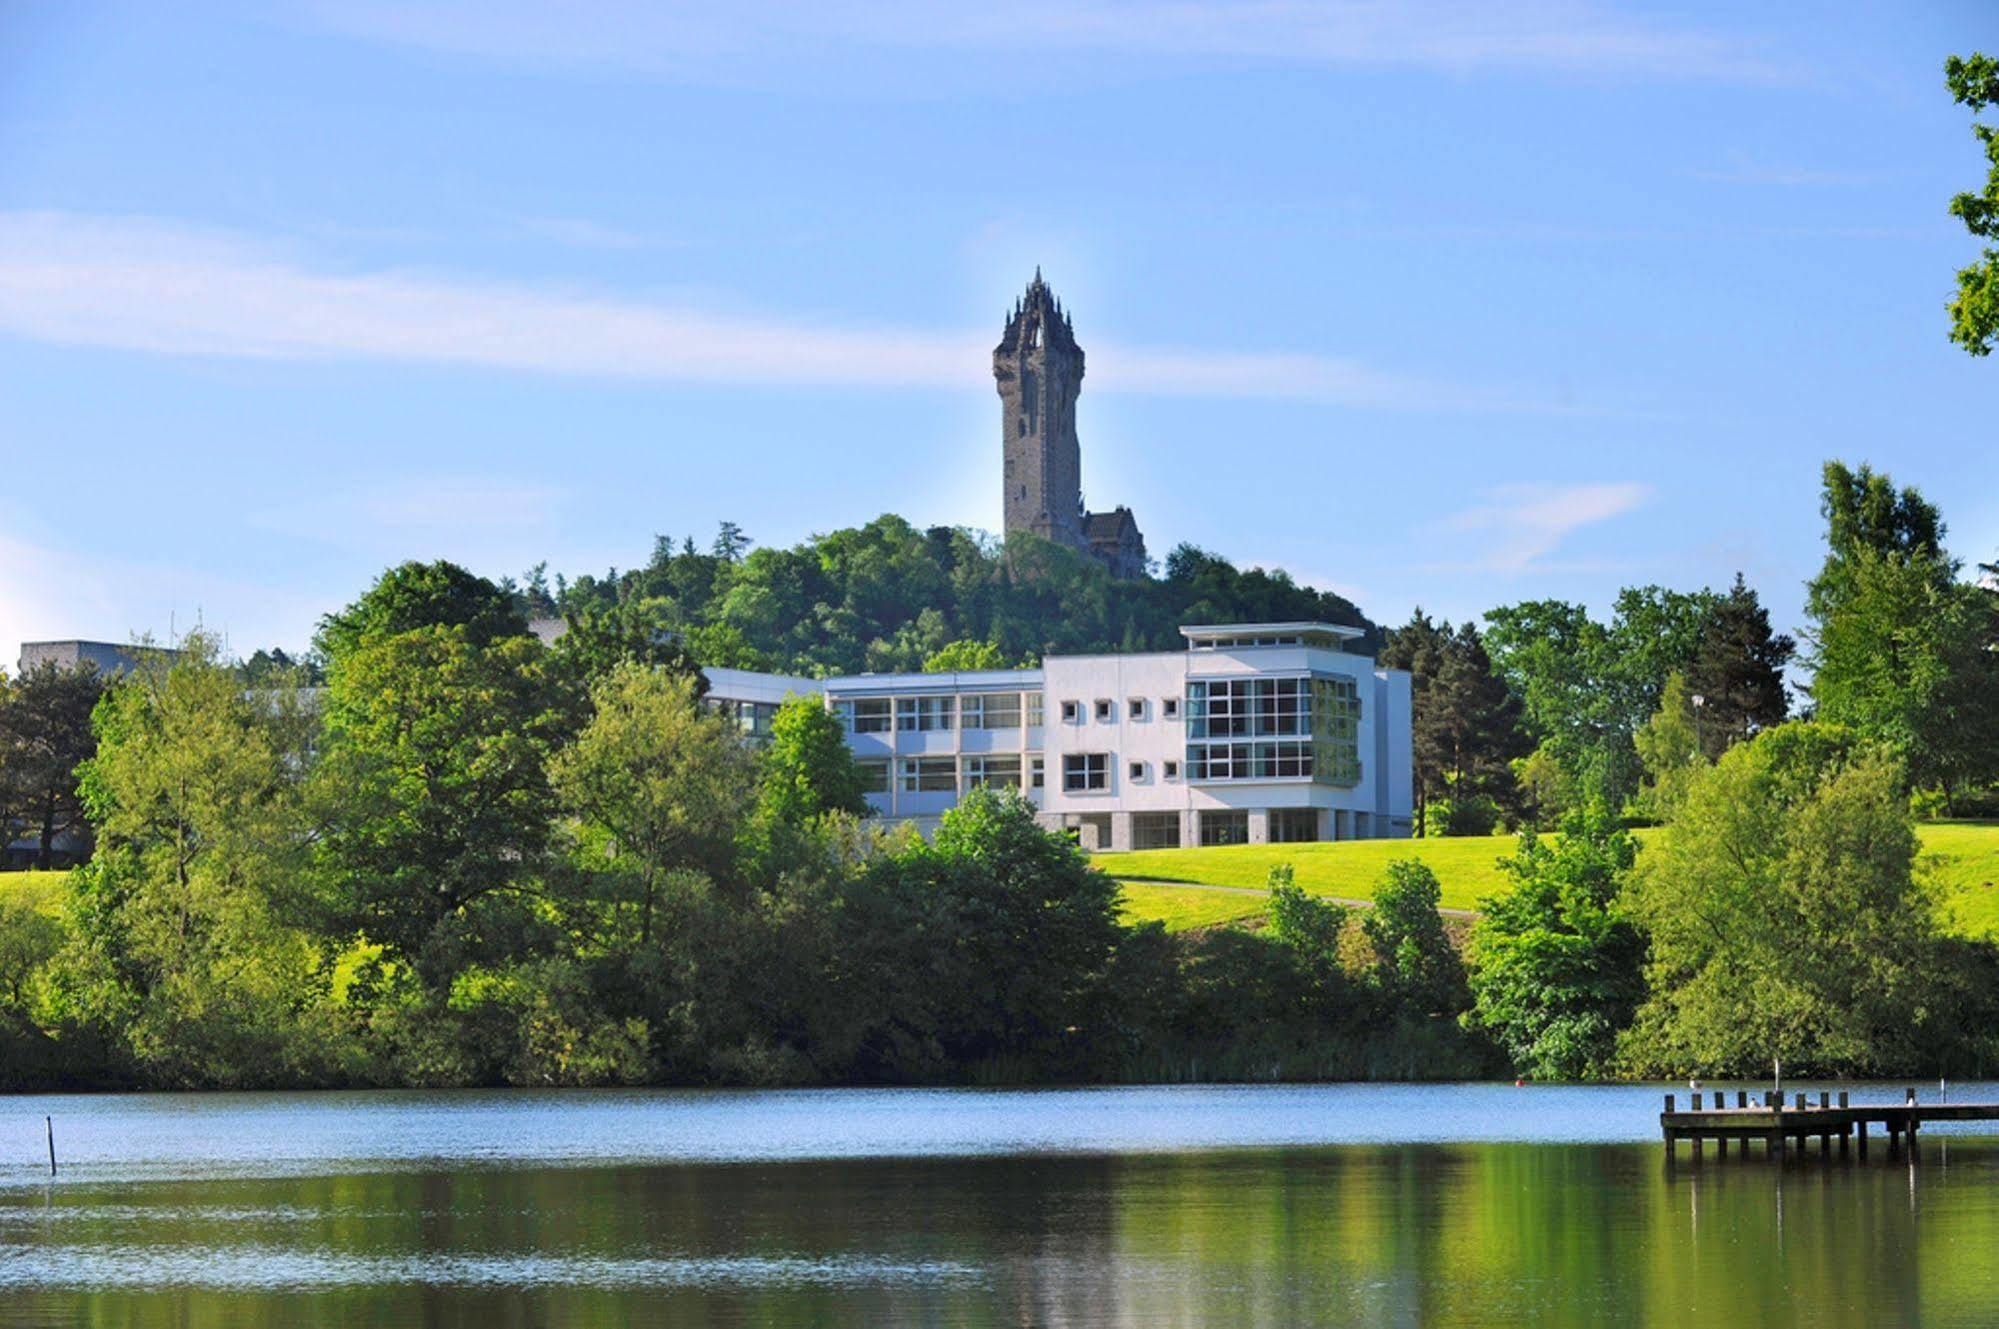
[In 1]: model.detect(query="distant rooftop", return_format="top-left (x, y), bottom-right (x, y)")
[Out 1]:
top-left (17, 640), bottom-right (179, 677)
top-left (1179, 622), bottom-right (1365, 649)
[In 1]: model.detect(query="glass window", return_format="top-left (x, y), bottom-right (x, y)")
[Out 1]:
top-left (962, 692), bottom-right (1022, 731)
top-left (1026, 692), bottom-right (1045, 727)
top-left (899, 757), bottom-right (956, 792)
top-left (1132, 812), bottom-right (1181, 850)
top-left (962, 754), bottom-right (1022, 789)
top-left (1199, 811), bottom-right (1249, 846)
top-left (837, 698), bottom-right (892, 733)
top-left (857, 760), bottom-right (890, 794)
top-left (1128, 697), bottom-right (1146, 720)
top-left (1270, 809), bottom-right (1319, 843)
top-left (1164, 760), bottom-right (1179, 780)
top-left (896, 696), bottom-right (955, 732)
top-left (1063, 753), bottom-right (1109, 792)
top-left (1128, 760), bottom-right (1146, 782)
top-left (1029, 756), bottom-right (1045, 789)
top-left (1094, 699), bottom-right (1113, 722)
top-left (1060, 700), bottom-right (1080, 723)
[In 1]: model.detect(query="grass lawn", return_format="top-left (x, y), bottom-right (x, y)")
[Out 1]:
top-left (1924, 821), bottom-right (1999, 938)
top-left (1116, 880), bottom-right (1271, 931)
top-left (0, 869), bottom-right (69, 917)
top-left (1111, 822), bottom-right (1999, 936)
top-left (1110, 835), bottom-right (1516, 916)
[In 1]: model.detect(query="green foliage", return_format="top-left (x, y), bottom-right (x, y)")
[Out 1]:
top-left (1683, 574), bottom-right (1793, 757)
top-left (1381, 614), bottom-right (1529, 834)
top-left (1267, 862), bottom-right (1348, 994)
top-left (53, 635), bottom-right (331, 1087)
top-left (756, 693), bottom-right (869, 823)
top-left (1805, 462), bottom-right (1999, 803)
top-left (923, 637), bottom-right (1016, 672)
top-left (889, 787), bottom-right (1124, 1066)
top-left (1624, 722), bottom-right (1961, 1077)
top-left (552, 664), bottom-right (755, 947)
top-left (1362, 860), bottom-right (1468, 1018)
top-left (553, 515), bottom-right (1374, 679)
top-left (1467, 810), bottom-right (1644, 1080)
top-left (1945, 53), bottom-right (1999, 355)
top-left (1483, 587), bottom-right (1717, 812)
top-left (549, 597), bottom-right (706, 694)
top-left (0, 659), bottom-right (111, 868)
top-left (317, 559), bottom-right (529, 659)
top-left (1631, 672), bottom-right (1704, 821)
top-left (311, 624), bottom-right (566, 984)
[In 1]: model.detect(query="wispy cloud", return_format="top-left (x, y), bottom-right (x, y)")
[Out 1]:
top-left (516, 216), bottom-right (674, 250)
top-left (0, 211), bottom-right (1497, 409)
top-left (1686, 152), bottom-right (1881, 188)
top-left (302, 0), bottom-right (1784, 84)
top-left (1437, 481), bottom-right (1650, 573)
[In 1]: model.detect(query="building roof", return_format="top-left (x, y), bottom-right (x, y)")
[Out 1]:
top-left (1083, 508), bottom-right (1141, 540)
top-left (1179, 622), bottom-right (1366, 645)
top-left (823, 668), bottom-right (1042, 696)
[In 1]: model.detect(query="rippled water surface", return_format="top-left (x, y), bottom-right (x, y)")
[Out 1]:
top-left (4, 1083), bottom-right (1999, 1326)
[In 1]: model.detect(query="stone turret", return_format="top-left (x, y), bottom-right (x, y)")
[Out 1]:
top-left (994, 271), bottom-right (1146, 577)
top-left (995, 269), bottom-right (1086, 552)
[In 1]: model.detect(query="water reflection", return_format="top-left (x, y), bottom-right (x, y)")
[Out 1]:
top-left (3, 1142), bottom-right (1998, 1326)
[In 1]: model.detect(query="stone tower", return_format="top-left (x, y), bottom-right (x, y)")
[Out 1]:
top-left (995, 269), bottom-right (1086, 551)
top-left (994, 271), bottom-right (1147, 577)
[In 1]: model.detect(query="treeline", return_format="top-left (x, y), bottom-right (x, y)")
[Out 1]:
top-left (0, 564), bottom-right (1481, 1090)
top-left (527, 516), bottom-right (1374, 677)
top-left (1384, 461), bottom-right (1999, 834)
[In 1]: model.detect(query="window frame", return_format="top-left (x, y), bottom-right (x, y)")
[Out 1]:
top-left (1062, 752), bottom-right (1110, 793)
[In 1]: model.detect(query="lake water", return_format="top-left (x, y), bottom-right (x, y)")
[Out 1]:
top-left (4, 1082), bottom-right (1999, 1326)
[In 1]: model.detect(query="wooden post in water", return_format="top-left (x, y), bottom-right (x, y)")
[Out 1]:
top-left (44, 1117), bottom-right (54, 1178)
top-left (1663, 1095), bottom-right (1675, 1161)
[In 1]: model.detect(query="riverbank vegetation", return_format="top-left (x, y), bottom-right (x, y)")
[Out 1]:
top-left (5, 451), bottom-right (1999, 1089)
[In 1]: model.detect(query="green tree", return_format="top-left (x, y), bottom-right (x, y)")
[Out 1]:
top-left (923, 638), bottom-right (1013, 672)
top-left (0, 658), bottom-right (111, 869)
top-left (552, 664), bottom-right (754, 948)
top-left (549, 597), bottom-right (706, 694)
top-left (1625, 723), bottom-right (1945, 1076)
top-left (311, 627), bottom-right (565, 984)
top-left (1386, 617), bottom-right (1530, 835)
top-left (1467, 809), bottom-right (1643, 1080)
top-left (1362, 859), bottom-right (1467, 1018)
top-left (1631, 671), bottom-right (1704, 820)
top-left (57, 636), bottom-right (325, 1086)
top-left (1267, 863), bottom-right (1349, 993)
top-left (1945, 53), bottom-right (1999, 355)
top-left (1484, 589), bottom-right (1716, 812)
top-left (1682, 573), bottom-right (1792, 758)
top-left (757, 693), bottom-right (869, 822)
top-left (316, 559), bottom-right (528, 659)
top-left (883, 787), bottom-right (1122, 1065)
top-left (1805, 461), bottom-right (1999, 804)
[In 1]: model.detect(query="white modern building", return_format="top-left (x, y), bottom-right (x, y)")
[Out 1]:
top-left (703, 622), bottom-right (1413, 849)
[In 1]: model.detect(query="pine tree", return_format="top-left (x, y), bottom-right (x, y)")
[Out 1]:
top-left (1683, 573), bottom-right (1793, 758)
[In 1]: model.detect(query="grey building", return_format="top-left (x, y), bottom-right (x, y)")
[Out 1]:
top-left (16, 640), bottom-right (176, 678)
top-left (995, 272), bottom-right (1147, 579)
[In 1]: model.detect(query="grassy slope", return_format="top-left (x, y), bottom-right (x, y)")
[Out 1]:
top-left (1115, 822), bottom-right (1999, 935)
top-left (0, 869), bottom-right (69, 917)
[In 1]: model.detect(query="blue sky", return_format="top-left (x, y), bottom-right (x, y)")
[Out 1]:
top-left (2, 0), bottom-right (1994, 666)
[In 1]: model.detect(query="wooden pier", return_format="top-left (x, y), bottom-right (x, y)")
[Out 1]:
top-left (1662, 1089), bottom-right (1999, 1162)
